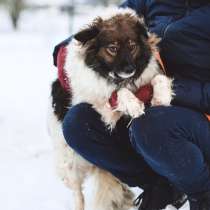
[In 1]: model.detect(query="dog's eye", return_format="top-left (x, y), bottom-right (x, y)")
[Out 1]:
top-left (106, 45), bottom-right (118, 56)
top-left (129, 40), bottom-right (137, 53)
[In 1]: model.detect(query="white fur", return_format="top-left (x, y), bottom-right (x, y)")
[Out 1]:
top-left (135, 56), bottom-right (160, 88)
top-left (65, 39), bottom-right (116, 107)
top-left (117, 71), bottom-right (136, 79)
top-left (49, 7), bottom-right (174, 210)
top-left (151, 75), bottom-right (174, 106)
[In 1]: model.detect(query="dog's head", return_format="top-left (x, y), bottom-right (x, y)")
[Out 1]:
top-left (74, 9), bottom-right (159, 85)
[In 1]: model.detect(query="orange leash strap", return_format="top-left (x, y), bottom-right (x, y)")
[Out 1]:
top-left (153, 51), bottom-right (166, 74)
top-left (206, 115), bottom-right (210, 121)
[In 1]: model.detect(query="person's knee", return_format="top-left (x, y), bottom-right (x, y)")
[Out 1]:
top-left (62, 103), bottom-right (100, 150)
top-left (129, 106), bottom-right (208, 182)
top-left (129, 106), bottom-right (200, 163)
top-left (129, 106), bottom-right (173, 153)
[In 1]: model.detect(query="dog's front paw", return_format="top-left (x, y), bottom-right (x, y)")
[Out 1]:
top-left (102, 110), bottom-right (121, 130)
top-left (151, 74), bottom-right (174, 106)
top-left (95, 103), bottom-right (122, 131)
top-left (117, 88), bottom-right (145, 118)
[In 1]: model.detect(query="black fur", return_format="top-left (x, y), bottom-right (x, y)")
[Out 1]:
top-left (51, 79), bottom-right (71, 121)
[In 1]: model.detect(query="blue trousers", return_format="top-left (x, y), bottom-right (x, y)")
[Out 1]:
top-left (62, 103), bottom-right (210, 197)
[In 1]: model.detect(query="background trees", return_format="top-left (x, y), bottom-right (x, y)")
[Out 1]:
top-left (0, 0), bottom-right (24, 29)
top-left (0, 0), bottom-right (121, 30)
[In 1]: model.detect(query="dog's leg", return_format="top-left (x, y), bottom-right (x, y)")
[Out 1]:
top-left (151, 74), bottom-right (174, 106)
top-left (91, 169), bottom-right (135, 210)
top-left (48, 108), bottom-right (92, 210)
top-left (74, 188), bottom-right (84, 210)
top-left (116, 88), bottom-right (145, 118)
top-left (62, 153), bottom-right (93, 210)
top-left (56, 140), bottom-right (93, 210)
top-left (61, 153), bottom-right (90, 210)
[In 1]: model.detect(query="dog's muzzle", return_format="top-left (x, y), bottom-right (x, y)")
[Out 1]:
top-left (109, 70), bottom-right (136, 80)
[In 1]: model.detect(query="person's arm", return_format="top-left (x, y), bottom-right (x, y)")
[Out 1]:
top-left (120, 0), bottom-right (145, 14)
top-left (172, 78), bottom-right (210, 114)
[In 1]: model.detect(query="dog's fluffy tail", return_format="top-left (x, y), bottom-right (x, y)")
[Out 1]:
top-left (91, 169), bottom-right (135, 210)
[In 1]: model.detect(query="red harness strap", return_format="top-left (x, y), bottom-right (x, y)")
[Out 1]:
top-left (57, 46), bottom-right (70, 91)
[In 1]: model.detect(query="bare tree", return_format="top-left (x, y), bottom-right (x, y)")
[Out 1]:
top-left (0, 0), bottom-right (24, 29)
top-left (100, 0), bottom-right (121, 6)
top-left (0, 0), bottom-right (7, 6)
top-left (8, 0), bottom-right (24, 29)
top-left (109, 0), bottom-right (121, 5)
top-left (101, 0), bottom-right (109, 6)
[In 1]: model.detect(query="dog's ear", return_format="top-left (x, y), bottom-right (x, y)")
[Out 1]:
top-left (74, 17), bottom-right (102, 45)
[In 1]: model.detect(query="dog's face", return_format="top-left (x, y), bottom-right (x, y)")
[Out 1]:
top-left (74, 12), bottom-right (154, 85)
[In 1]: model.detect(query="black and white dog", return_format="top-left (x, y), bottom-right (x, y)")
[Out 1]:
top-left (48, 8), bottom-right (173, 210)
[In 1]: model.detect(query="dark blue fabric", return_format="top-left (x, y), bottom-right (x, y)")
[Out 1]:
top-left (120, 0), bottom-right (145, 14)
top-left (172, 77), bottom-right (210, 114)
top-left (130, 106), bottom-right (210, 197)
top-left (63, 103), bottom-right (210, 196)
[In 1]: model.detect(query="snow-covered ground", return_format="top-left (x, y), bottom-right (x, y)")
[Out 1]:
top-left (0, 6), bottom-right (189, 210)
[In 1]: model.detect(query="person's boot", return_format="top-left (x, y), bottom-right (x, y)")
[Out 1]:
top-left (189, 191), bottom-right (210, 210)
top-left (134, 178), bottom-right (187, 210)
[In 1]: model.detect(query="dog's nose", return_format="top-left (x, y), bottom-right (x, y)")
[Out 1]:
top-left (123, 66), bottom-right (135, 74)
top-left (116, 66), bottom-right (136, 79)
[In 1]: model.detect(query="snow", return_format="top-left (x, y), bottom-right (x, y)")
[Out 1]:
top-left (0, 7), bottom-right (189, 210)
top-left (25, 0), bottom-right (69, 6)
top-left (25, 0), bottom-right (101, 7)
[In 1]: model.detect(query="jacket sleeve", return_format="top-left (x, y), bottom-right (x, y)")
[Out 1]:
top-left (120, 0), bottom-right (145, 14)
top-left (172, 78), bottom-right (210, 114)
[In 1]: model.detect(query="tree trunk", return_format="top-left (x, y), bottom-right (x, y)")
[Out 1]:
top-left (101, 0), bottom-right (109, 6)
top-left (8, 0), bottom-right (24, 30)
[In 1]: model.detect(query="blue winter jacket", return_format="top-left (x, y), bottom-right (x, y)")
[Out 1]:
top-left (53, 0), bottom-right (210, 115)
